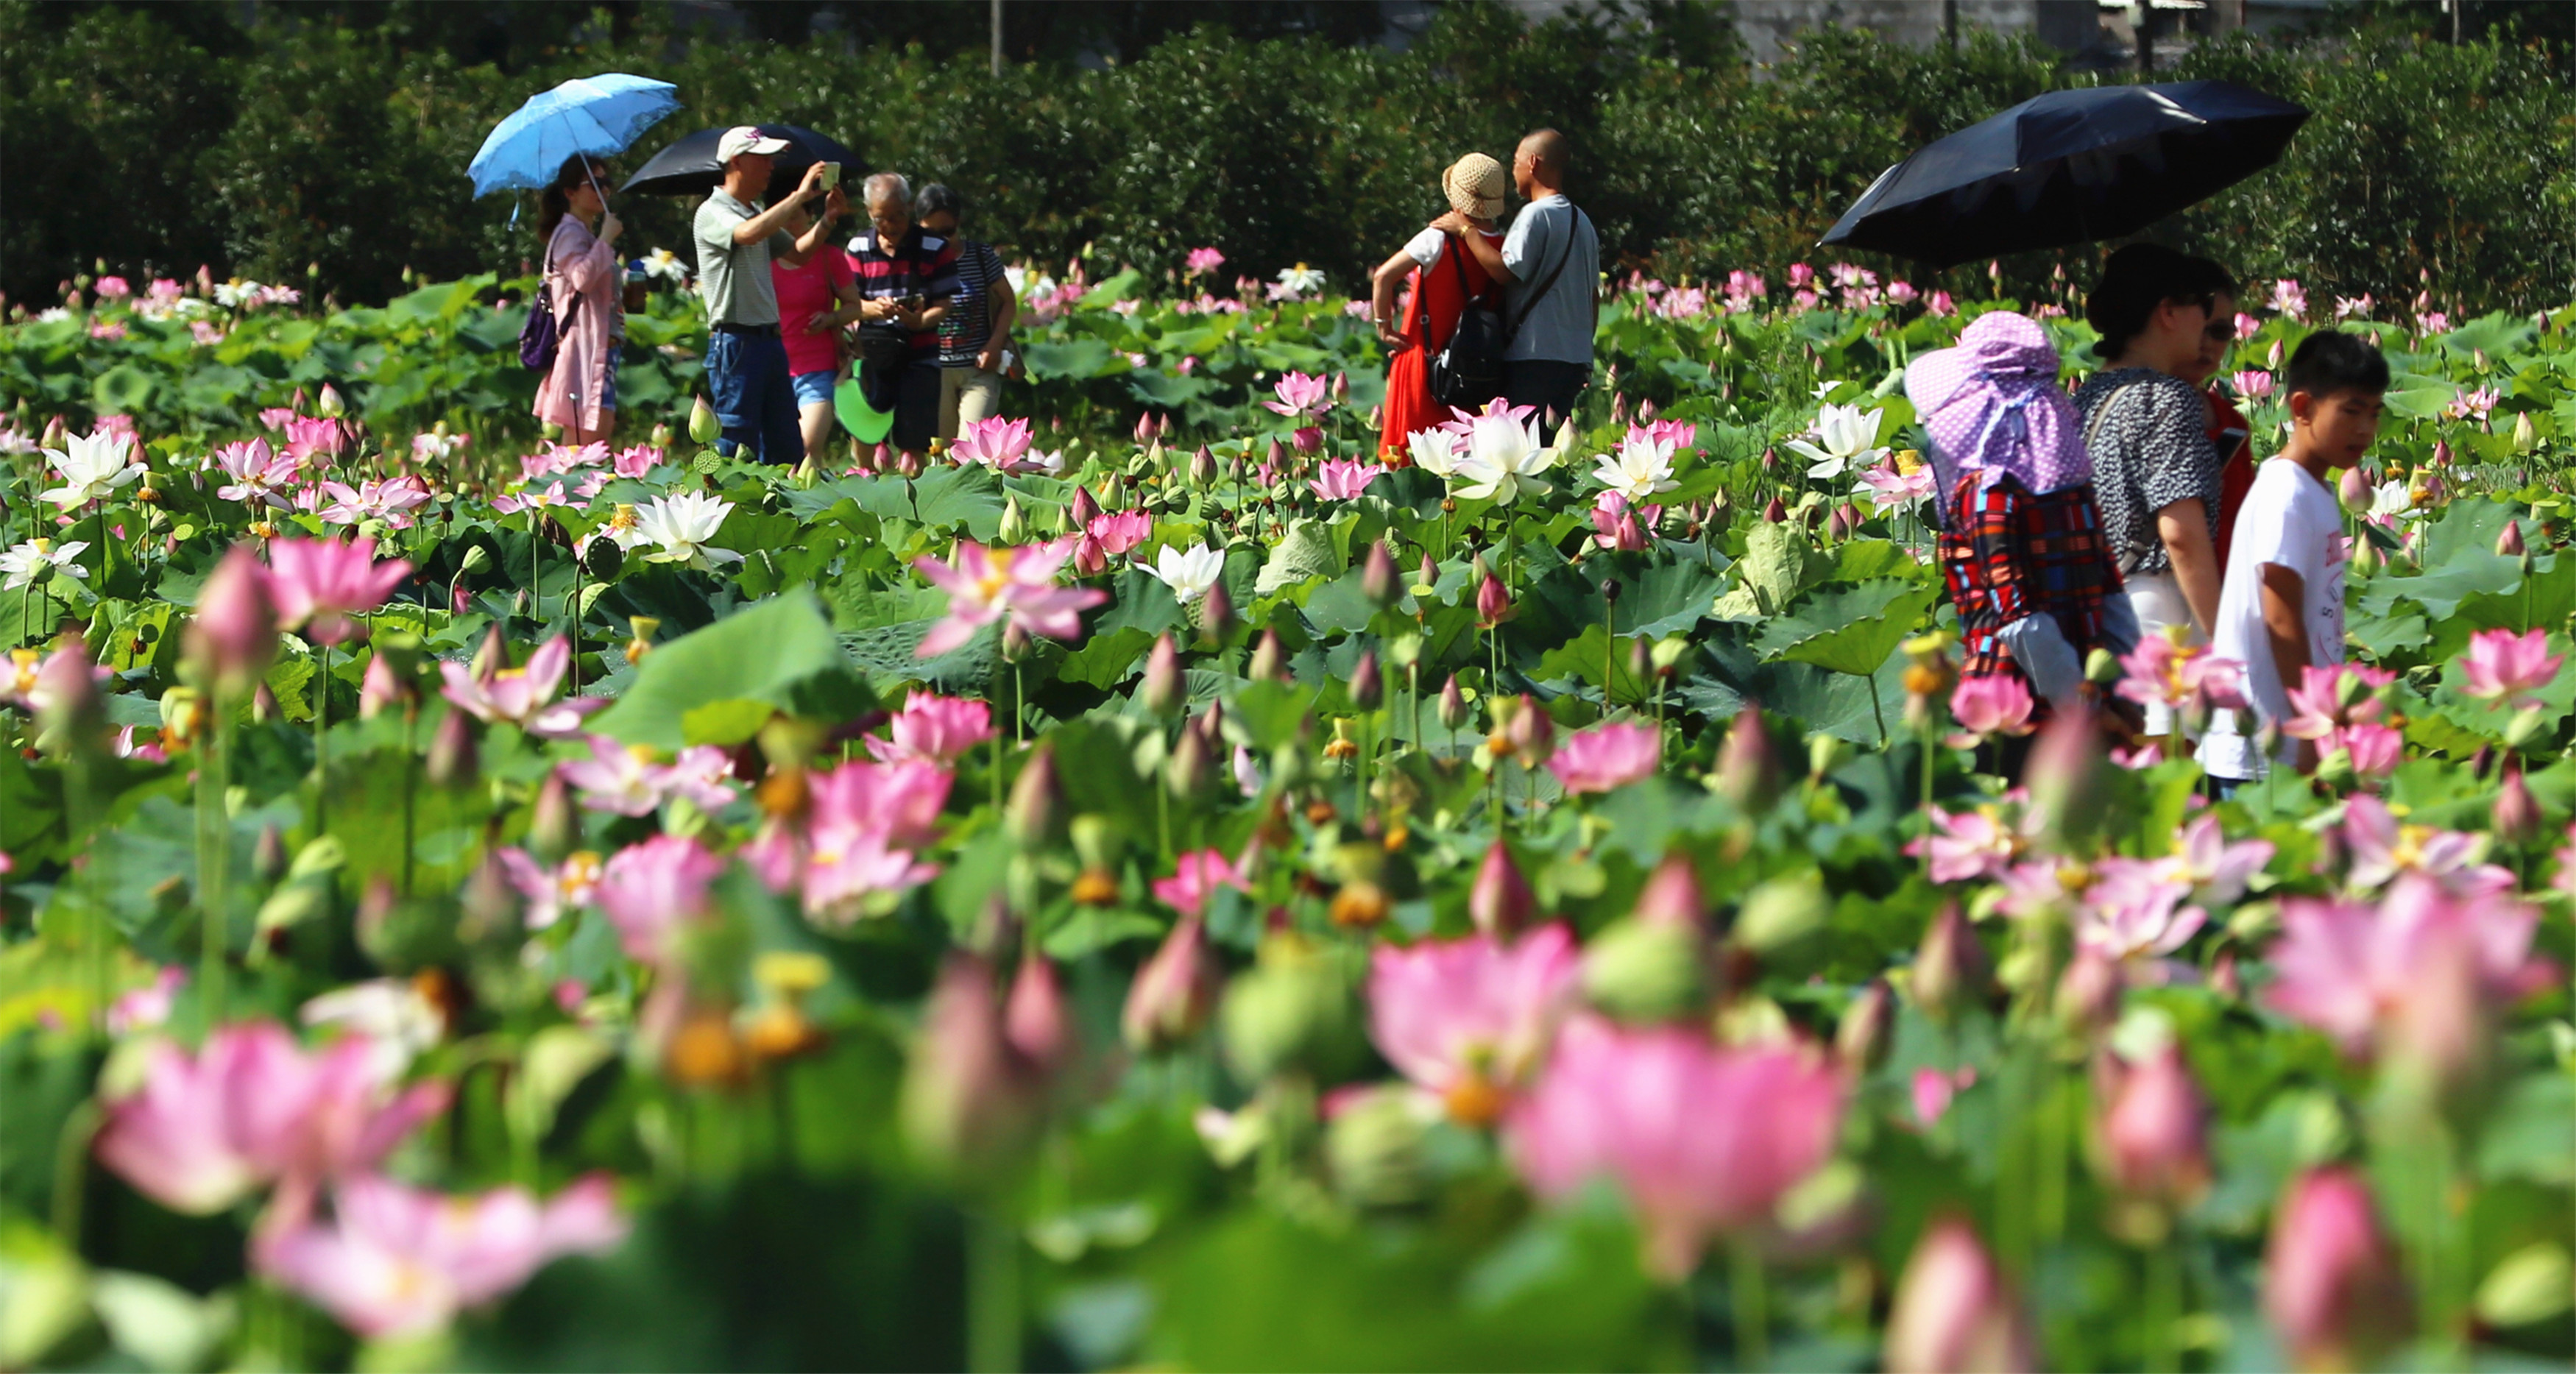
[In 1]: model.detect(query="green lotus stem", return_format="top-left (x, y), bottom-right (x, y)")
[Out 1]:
top-left (400, 701), bottom-right (417, 896)
top-left (197, 709), bottom-right (232, 1022)
top-left (312, 641), bottom-right (329, 837)
top-left (2143, 1235), bottom-right (2182, 1374)
top-left (1866, 671), bottom-right (1889, 748)
top-left (530, 516), bottom-right (543, 629)
top-left (967, 1208), bottom-right (1022, 1374)
top-left (1730, 1239), bottom-right (1770, 1372)
top-left (51, 1099), bottom-right (99, 1249)
top-left (2036, 1066), bottom-right (2069, 1244)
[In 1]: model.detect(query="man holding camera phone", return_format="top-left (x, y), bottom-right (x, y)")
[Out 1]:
top-left (693, 126), bottom-right (848, 464)
top-left (846, 171), bottom-right (958, 457)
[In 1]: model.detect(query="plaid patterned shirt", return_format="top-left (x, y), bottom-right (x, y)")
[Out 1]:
top-left (1939, 472), bottom-right (2126, 686)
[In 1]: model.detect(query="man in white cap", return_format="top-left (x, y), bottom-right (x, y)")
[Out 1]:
top-left (693, 126), bottom-right (846, 464)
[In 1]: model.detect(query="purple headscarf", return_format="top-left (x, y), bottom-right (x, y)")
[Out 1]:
top-left (1903, 311), bottom-right (2090, 532)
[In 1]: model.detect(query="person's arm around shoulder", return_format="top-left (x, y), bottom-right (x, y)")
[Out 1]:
top-left (1435, 208), bottom-right (1515, 286)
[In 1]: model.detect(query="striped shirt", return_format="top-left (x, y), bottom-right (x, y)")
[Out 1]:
top-left (937, 240), bottom-right (1008, 369)
top-left (846, 226), bottom-right (960, 356)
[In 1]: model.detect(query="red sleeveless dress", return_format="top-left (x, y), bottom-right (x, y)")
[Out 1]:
top-left (1379, 231), bottom-right (1503, 462)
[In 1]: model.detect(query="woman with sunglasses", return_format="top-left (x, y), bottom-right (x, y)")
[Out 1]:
top-left (2073, 244), bottom-right (2236, 737)
top-left (2178, 285), bottom-right (2257, 570)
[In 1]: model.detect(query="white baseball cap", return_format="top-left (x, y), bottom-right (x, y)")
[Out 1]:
top-left (718, 126), bottom-right (792, 163)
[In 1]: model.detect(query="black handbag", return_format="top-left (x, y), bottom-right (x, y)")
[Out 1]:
top-left (1421, 240), bottom-right (1505, 410)
top-left (517, 265), bottom-right (582, 372)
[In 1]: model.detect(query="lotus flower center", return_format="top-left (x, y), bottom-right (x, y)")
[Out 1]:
top-left (1443, 1073), bottom-right (1505, 1127)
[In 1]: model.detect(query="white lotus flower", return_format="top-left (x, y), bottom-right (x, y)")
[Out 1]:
top-left (1406, 427), bottom-right (1465, 479)
top-left (0, 539), bottom-right (89, 590)
top-left (2368, 481), bottom-right (2418, 522)
top-left (1590, 432), bottom-right (1678, 503)
top-left (1142, 543), bottom-right (1225, 605)
top-left (631, 491), bottom-right (745, 570)
top-left (39, 430), bottom-right (146, 511)
top-left (1783, 402), bottom-right (1888, 481)
top-left (1453, 414), bottom-right (1557, 504)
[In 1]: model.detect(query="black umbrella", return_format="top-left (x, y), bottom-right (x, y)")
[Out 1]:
top-left (1820, 81), bottom-right (2309, 269)
top-left (617, 123), bottom-right (863, 199)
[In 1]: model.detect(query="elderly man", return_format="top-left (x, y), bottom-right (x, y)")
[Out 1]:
top-left (845, 172), bottom-right (958, 456)
top-left (692, 126), bottom-right (846, 464)
top-left (1434, 127), bottom-right (1599, 428)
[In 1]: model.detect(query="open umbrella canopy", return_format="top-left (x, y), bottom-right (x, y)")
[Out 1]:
top-left (619, 124), bottom-right (863, 199)
top-left (467, 74), bottom-right (683, 198)
top-left (1820, 80), bottom-right (2309, 269)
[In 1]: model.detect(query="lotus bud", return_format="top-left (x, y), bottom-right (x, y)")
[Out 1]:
top-left (996, 493), bottom-right (1030, 545)
top-left (2095, 1044), bottom-right (2210, 1208)
top-left (1911, 904), bottom-right (1989, 1021)
top-left (1735, 868), bottom-right (1829, 955)
top-left (2430, 436), bottom-right (2452, 467)
top-left (1122, 913), bottom-right (1221, 1052)
top-left (1141, 634), bottom-right (1184, 717)
top-left (1763, 495), bottom-right (1788, 523)
top-left (649, 422), bottom-right (673, 450)
top-left (1437, 675), bottom-right (1471, 732)
top-left (1220, 933), bottom-right (1359, 1083)
top-left (1468, 841), bottom-right (1536, 937)
top-left (896, 447), bottom-right (925, 478)
top-left (1326, 1084), bottom-right (1432, 1208)
top-left (1716, 706), bottom-right (1782, 810)
top-left (2023, 707), bottom-right (2109, 845)
top-left (1835, 979), bottom-right (1894, 1074)
top-left (1883, 1217), bottom-right (2038, 1374)
top-left (2496, 519), bottom-right (2526, 557)
top-left (358, 652), bottom-right (403, 719)
top-left (1806, 731), bottom-right (1851, 779)
top-left (2504, 704), bottom-right (2550, 754)
top-left (1501, 694), bottom-right (1554, 768)
top-left (1552, 417), bottom-right (1577, 455)
top-left (1133, 411), bottom-right (1158, 446)
top-left (1582, 918), bottom-right (1706, 1022)
top-left (251, 682), bottom-right (278, 723)
top-left (1069, 485), bottom-right (1103, 529)
top-left (527, 771), bottom-right (576, 863)
top-left (40, 415), bottom-right (66, 450)
top-left (687, 395), bottom-right (718, 445)
top-left (2054, 946), bottom-right (2123, 1038)
top-left (1189, 445), bottom-right (1217, 487)
top-left (1349, 651), bottom-right (1382, 711)
top-left (1632, 853), bottom-right (1705, 929)
top-left (1265, 436), bottom-right (1287, 470)
top-left (425, 707), bottom-right (478, 789)
top-left (1005, 955), bottom-right (1074, 1077)
top-left (470, 623), bottom-right (512, 681)
top-left (2338, 466), bottom-right (2370, 513)
top-left (1360, 540), bottom-right (1398, 609)
top-left (2349, 535), bottom-right (2379, 575)
top-left (1246, 628), bottom-right (1287, 683)
top-left (183, 543), bottom-right (279, 693)
top-left (1006, 743), bottom-right (1066, 847)
top-left (2263, 1168), bottom-right (2413, 1373)
top-left (2511, 411), bottom-right (2536, 453)
top-left (2492, 764), bottom-right (2541, 845)
top-left (902, 954), bottom-right (1042, 1178)
top-left (316, 383), bottom-right (344, 418)
top-left (252, 821), bottom-right (290, 884)
top-left (1199, 579), bottom-right (1235, 639)
top-left (1475, 569), bottom-right (1512, 626)
top-left (1412, 552), bottom-right (1439, 598)
top-left (1164, 723), bottom-right (1213, 801)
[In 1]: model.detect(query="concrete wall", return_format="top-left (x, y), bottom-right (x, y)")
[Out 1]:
top-left (1720, 0), bottom-right (2102, 65)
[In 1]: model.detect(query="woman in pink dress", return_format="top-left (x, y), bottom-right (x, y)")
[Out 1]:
top-left (532, 155), bottom-right (624, 447)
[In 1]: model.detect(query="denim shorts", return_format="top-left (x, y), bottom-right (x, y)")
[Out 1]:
top-left (792, 368), bottom-right (839, 408)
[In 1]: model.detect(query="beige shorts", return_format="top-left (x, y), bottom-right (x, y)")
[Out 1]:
top-left (2123, 568), bottom-right (2204, 737)
top-left (937, 366), bottom-right (1003, 442)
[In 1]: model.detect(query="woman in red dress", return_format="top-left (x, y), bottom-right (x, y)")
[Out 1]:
top-left (1370, 153), bottom-right (1507, 461)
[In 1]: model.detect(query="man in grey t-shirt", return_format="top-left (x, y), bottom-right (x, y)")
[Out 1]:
top-left (693, 126), bottom-right (846, 464)
top-left (1434, 127), bottom-right (1599, 428)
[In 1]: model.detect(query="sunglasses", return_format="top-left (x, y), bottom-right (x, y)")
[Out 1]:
top-left (2202, 319), bottom-right (2237, 344)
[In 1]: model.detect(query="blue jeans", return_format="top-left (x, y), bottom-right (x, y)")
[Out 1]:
top-left (705, 328), bottom-right (803, 464)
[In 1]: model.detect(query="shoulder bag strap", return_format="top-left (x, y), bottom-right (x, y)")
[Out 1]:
top-left (1508, 208), bottom-right (1585, 337)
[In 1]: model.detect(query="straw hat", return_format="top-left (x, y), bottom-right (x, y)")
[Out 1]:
top-left (1443, 153), bottom-right (1506, 222)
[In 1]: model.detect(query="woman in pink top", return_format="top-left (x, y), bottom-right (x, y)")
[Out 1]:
top-left (771, 199), bottom-right (863, 463)
top-left (532, 155), bottom-right (625, 447)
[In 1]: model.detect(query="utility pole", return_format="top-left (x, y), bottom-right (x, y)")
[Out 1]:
top-left (2136, 0), bottom-right (2153, 74)
top-left (991, 0), bottom-right (1003, 77)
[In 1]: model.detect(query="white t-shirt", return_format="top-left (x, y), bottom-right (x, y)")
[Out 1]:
top-left (2198, 458), bottom-right (2346, 779)
top-left (1403, 227), bottom-right (1447, 267)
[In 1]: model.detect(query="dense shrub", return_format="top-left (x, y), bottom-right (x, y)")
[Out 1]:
top-left (1, 0), bottom-right (2568, 313)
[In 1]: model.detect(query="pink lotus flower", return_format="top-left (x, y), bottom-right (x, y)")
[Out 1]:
top-left (610, 443), bottom-right (661, 478)
top-left (2269, 278), bottom-right (2307, 319)
top-left (2340, 794), bottom-right (2513, 895)
top-left (107, 967), bottom-right (188, 1035)
top-left (1883, 1217), bottom-right (2037, 1373)
top-left (2279, 662), bottom-right (2394, 740)
top-left (186, 542), bottom-right (280, 686)
top-left (266, 537), bottom-right (411, 646)
top-left (2265, 872), bottom-right (2552, 1057)
top-left (213, 438), bottom-right (299, 510)
top-left (2159, 812), bottom-right (2274, 905)
top-left (1368, 924), bottom-right (1580, 1122)
top-left (490, 479), bottom-right (583, 515)
top-left (744, 759), bottom-right (947, 924)
top-left (1263, 370), bottom-right (1332, 423)
top-left (1152, 848), bottom-right (1246, 919)
top-left (1947, 675), bottom-right (2034, 743)
top-left (258, 1173), bottom-right (626, 1339)
top-left (1086, 509), bottom-right (1153, 557)
top-left (2449, 385), bottom-right (2501, 422)
top-left (317, 475), bottom-right (432, 529)
top-left (913, 539), bottom-right (1106, 658)
top-left (555, 735), bottom-right (735, 816)
top-left (280, 415), bottom-right (346, 470)
top-left (96, 275), bottom-right (132, 300)
top-left (950, 416), bottom-right (1039, 472)
top-left (2073, 858), bottom-right (2203, 967)
top-left (1854, 457), bottom-right (1935, 514)
top-left (1590, 491), bottom-right (1648, 551)
top-left (1309, 458), bottom-right (1386, 501)
top-left (2329, 720), bottom-right (2403, 782)
top-left (93, 1022), bottom-right (447, 1215)
top-left (2415, 311), bottom-right (2449, 336)
top-left (2458, 628), bottom-right (2563, 707)
top-left (593, 833), bottom-right (724, 964)
top-left (1183, 247), bottom-right (1225, 277)
top-left (2232, 369), bottom-right (2275, 400)
top-left (1886, 280), bottom-right (1919, 305)
top-left (1907, 804), bottom-right (2024, 885)
top-left (1911, 1066), bottom-right (1975, 1130)
top-left (1786, 263), bottom-right (1815, 289)
top-left (2115, 633), bottom-right (2247, 714)
top-left (260, 407), bottom-right (300, 432)
top-left (2263, 1168), bottom-right (2411, 1373)
top-left (439, 636), bottom-right (600, 738)
top-left (1546, 720), bottom-right (1661, 795)
top-left (867, 693), bottom-right (995, 765)
top-left (1505, 1016), bottom-right (1841, 1278)
top-left (494, 847), bottom-right (601, 930)
top-left (1925, 290), bottom-right (1958, 318)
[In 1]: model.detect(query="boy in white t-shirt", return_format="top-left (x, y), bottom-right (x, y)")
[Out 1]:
top-left (2199, 332), bottom-right (2389, 783)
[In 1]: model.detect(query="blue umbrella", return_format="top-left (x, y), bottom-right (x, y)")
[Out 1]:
top-left (467, 73), bottom-right (683, 199)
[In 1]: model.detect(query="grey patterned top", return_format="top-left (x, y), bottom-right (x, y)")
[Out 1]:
top-left (2072, 368), bottom-right (2222, 576)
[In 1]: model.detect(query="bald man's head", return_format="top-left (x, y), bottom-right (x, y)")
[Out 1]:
top-left (1515, 128), bottom-right (1570, 196)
